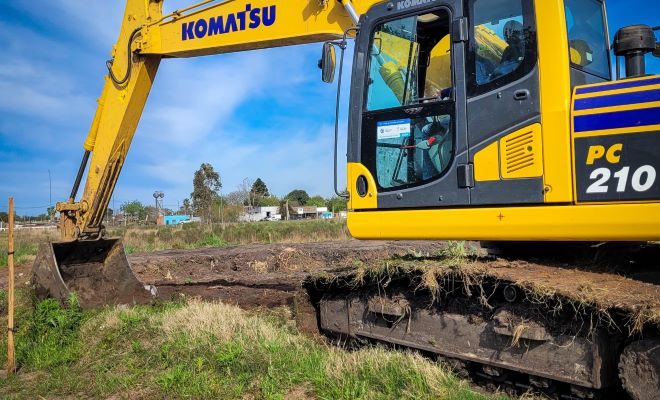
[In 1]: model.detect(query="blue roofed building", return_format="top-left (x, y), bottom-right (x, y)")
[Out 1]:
top-left (162, 215), bottom-right (191, 225)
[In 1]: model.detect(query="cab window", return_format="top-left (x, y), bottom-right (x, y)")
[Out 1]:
top-left (564, 0), bottom-right (611, 79)
top-left (467, 0), bottom-right (537, 96)
top-left (366, 11), bottom-right (453, 111)
top-left (363, 9), bottom-right (454, 190)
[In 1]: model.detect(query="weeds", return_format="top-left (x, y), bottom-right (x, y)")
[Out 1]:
top-left (0, 298), bottom-right (502, 400)
top-left (0, 292), bottom-right (85, 375)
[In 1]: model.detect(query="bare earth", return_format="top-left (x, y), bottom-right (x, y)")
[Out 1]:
top-left (3, 240), bottom-right (658, 323)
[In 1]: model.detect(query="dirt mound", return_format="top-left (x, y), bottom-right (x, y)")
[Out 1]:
top-left (129, 240), bottom-right (441, 308)
top-left (130, 240), bottom-right (439, 286)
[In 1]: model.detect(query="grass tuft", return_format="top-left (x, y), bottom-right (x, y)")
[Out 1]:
top-left (1, 297), bottom-right (503, 400)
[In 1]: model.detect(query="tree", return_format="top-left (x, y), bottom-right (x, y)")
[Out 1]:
top-left (284, 189), bottom-right (310, 206)
top-left (326, 195), bottom-right (348, 212)
top-left (121, 200), bottom-right (147, 222)
top-left (251, 178), bottom-right (269, 197)
top-left (0, 212), bottom-right (7, 223)
top-left (250, 178), bottom-right (270, 206)
top-left (237, 177), bottom-right (255, 207)
top-left (179, 199), bottom-right (192, 215)
top-left (307, 195), bottom-right (326, 207)
top-left (258, 195), bottom-right (280, 207)
top-left (47, 206), bottom-right (56, 220)
top-left (144, 206), bottom-right (160, 223)
top-left (191, 163), bottom-right (222, 223)
top-left (225, 190), bottom-right (248, 206)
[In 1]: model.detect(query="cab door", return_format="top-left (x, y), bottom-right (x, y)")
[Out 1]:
top-left (465, 0), bottom-right (544, 205)
top-left (348, 0), bottom-right (470, 209)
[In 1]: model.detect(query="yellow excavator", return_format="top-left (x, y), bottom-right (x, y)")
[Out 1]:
top-left (32, 0), bottom-right (659, 398)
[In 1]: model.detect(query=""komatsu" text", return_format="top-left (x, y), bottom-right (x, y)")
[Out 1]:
top-left (181, 4), bottom-right (276, 41)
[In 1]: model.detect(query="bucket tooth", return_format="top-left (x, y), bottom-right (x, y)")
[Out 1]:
top-left (32, 238), bottom-right (154, 308)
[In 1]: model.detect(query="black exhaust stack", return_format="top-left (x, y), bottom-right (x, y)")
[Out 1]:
top-left (613, 25), bottom-right (658, 78)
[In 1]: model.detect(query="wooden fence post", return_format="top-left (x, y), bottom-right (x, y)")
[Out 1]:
top-left (7, 197), bottom-right (16, 376)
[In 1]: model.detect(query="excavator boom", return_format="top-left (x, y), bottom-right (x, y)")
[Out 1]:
top-left (35, 0), bottom-right (369, 308)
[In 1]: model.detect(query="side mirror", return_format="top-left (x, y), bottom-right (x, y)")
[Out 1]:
top-left (319, 42), bottom-right (336, 83)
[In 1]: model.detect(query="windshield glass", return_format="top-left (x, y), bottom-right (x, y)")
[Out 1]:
top-left (564, 0), bottom-right (611, 79)
top-left (366, 11), bottom-right (452, 111)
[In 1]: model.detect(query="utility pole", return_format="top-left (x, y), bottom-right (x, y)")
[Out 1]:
top-left (285, 200), bottom-right (290, 221)
top-left (7, 197), bottom-right (16, 376)
top-left (48, 169), bottom-right (52, 206)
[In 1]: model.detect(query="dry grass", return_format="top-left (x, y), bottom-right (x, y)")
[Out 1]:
top-left (0, 297), bottom-right (503, 400)
top-left (0, 220), bottom-right (350, 266)
top-left (0, 229), bottom-right (57, 266)
top-left (159, 299), bottom-right (282, 343)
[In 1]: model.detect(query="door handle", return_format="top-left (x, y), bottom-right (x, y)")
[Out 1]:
top-left (513, 89), bottom-right (530, 101)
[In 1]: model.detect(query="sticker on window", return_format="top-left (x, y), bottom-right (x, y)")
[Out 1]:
top-left (377, 119), bottom-right (411, 140)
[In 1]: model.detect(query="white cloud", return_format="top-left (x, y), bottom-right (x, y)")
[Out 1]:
top-left (0, 2), bottom-right (350, 214)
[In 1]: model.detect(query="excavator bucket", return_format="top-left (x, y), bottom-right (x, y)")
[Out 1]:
top-left (32, 238), bottom-right (155, 309)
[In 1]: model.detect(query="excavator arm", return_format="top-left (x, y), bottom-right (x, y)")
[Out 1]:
top-left (58, 0), bottom-right (368, 241)
top-left (36, 0), bottom-right (378, 307)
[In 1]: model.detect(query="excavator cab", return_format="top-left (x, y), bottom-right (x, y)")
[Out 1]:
top-left (345, 0), bottom-right (659, 241)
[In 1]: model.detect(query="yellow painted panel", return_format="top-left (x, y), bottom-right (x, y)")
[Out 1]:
top-left (535, 0), bottom-right (573, 202)
top-left (347, 203), bottom-right (660, 241)
top-left (346, 162), bottom-right (377, 210)
top-left (473, 141), bottom-right (500, 182)
top-left (499, 124), bottom-right (543, 179)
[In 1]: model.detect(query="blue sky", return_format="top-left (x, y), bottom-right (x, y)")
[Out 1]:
top-left (0, 0), bottom-right (658, 215)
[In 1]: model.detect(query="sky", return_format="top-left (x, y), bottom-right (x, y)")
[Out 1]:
top-left (0, 0), bottom-right (658, 215)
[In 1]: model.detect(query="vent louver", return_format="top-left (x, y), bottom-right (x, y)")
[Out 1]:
top-left (503, 130), bottom-right (535, 174)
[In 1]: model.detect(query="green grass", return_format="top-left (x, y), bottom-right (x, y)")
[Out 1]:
top-left (0, 297), bottom-right (508, 400)
top-left (0, 229), bottom-right (57, 267)
top-left (113, 219), bottom-right (349, 253)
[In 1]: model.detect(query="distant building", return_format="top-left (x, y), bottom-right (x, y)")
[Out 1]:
top-left (240, 206), bottom-right (281, 222)
top-left (292, 206), bottom-right (328, 219)
top-left (162, 215), bottom-right (191, 225)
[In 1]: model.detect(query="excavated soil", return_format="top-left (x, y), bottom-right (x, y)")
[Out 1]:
top-left (129, 240), bottom-right (440, 308)
top-left (3, 240), bottom-right (658, 325)
top-left (475, 258), bottom-right (659, 321)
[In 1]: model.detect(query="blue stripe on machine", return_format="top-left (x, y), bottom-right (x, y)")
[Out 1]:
top-left (574, 107), bottom-right (660, 132)
top-left (574, 89), bottom-right (660, 111)
top-left (575, 77), bottom-right (660, 95)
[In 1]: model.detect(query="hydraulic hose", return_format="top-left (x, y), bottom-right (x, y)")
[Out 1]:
top-left (106, 26), bottom-right (142, 86)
